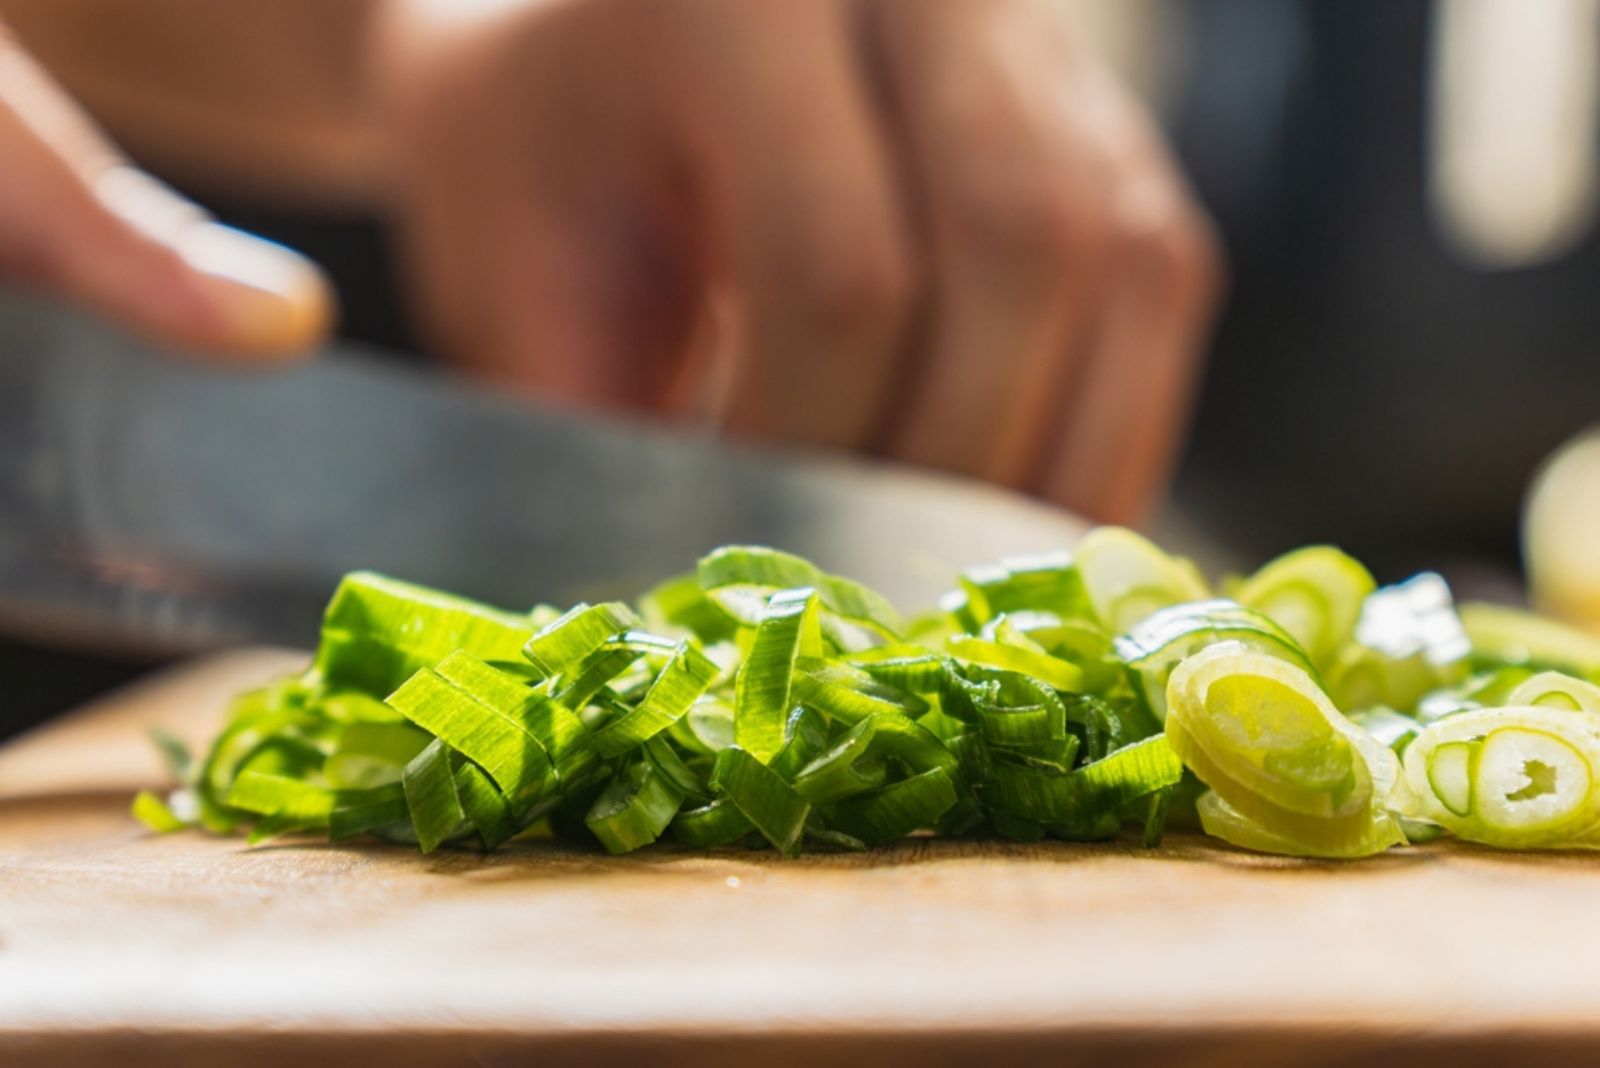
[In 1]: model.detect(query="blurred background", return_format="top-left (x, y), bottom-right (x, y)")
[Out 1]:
top-left (7, 0), bottom-right (1600, 731)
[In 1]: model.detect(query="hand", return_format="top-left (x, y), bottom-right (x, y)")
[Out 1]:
top-left (375, 0), bottom-right (1222, 523)
top-left (0, 21), bottom-right (331, 359)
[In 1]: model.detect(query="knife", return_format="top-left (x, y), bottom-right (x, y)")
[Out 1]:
top-left (0, 288), bottom-right (1088, 656)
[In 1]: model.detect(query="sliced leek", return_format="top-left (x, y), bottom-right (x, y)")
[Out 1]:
top-left (1232, 546), bottom-right (1375, 669)
top-left (1116, 600), bottom-right (1316, 722)
top-left (1165, 644), bottom-right (1403, 857)
top-left (1401, 706), bottom-right (1600, 848)
top-left (1075, 526), bottom-right (1211, 635)
top-left (139, 528), bottom-right (1600, 862)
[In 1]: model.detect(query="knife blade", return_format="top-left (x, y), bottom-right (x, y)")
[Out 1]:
top-left (0, 288), bottom-right (1086, 656)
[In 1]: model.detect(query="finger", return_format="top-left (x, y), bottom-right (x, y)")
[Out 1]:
top-left (379, 8), bottom-right (703, 410)
top-left (0, 32), bottom-right (332, 359)
top-left (868, 0), bottom-right (1111, 485)
top-left (1037, 109), bottom-right (1223, 523)
top-left (682, 0), bottom-right (915, 449)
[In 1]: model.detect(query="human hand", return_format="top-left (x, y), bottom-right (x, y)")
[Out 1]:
top-left (0, 21), bottom-right (331, 359)
top-left (376, 0), bottom-right (1221, 522)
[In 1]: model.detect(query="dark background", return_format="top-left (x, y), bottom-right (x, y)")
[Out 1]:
top-left (7, 0), bottom-right (1599, 734)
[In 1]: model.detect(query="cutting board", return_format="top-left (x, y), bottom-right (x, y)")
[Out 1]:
top-left (4, 651), bottom-right (1600, 1066)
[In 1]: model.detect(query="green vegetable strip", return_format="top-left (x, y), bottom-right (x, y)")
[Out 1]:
top-left (844, 645), bottom-right (949, 693)
top-left (132, 790), bottom-right (185, 833)
top-left (386, 657), bottom-right (552, 802)
top-left (710, 747), bottom-right (811, 856)
top-left (548, 647), bottom-right (643, 710)
top-left (1115, 599), bottom-right (1317, 723)
top-left (402, 739), bottom-right (466, 854)
top-left (671, 798), bottom-right (754, 848)
top-left (733, 588), bottom-right (822, 762)
top-left (792, 657), bottom-right (928, 724)
top-left (314, 571), bottom-right (537, 695)
top-left (226, 770), bottom-right (335, 824)
top-left (961, 669), bottom-right (1067, 747)
top-left (698, 545), bottom-right (902, 638)
top-left (521, 690), bottom-right (599, 788)
top-left (947, 635), bottom-right (1085, 693)
top-left (522, 601), bottom-right (639, 676)
top-left (955, 551), bottom-right (1092, 627)
top-left (320, 692), bottom-right (407, 724)
top-left (585, 760), bottom-right (685, 854)
top-left (794, 713), bottom-right (958, 804)
top-left (454, 762), bottom-right (515, 849)
top-left (982, 736), bottom-right (1183, 825)
top-left (328, 784), bottom-right (408, 841)
top-left (1459, 601), bottom-right (1600, 677)
top-left (1141, 788), bottom-right (1173, 848)
top-left (668, 696), bottom-right (735, 756)
top-left (638, 572), bottom-right (738, 644)
top-left (592, 638), bottom-right (719, 757)
top-left (202, 705), bottom-right (320, 799)
top-left (823, 767), bottom-right (959, 844)
top-left (323, 721), bottom-right (432, 789)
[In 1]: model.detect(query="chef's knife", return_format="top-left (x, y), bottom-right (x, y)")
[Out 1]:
top-left (0, 288), bottom-right (1088, 656)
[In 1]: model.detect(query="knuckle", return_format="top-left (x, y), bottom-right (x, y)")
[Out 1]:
top-left (946, 172), bottom-right (1105, 277)
top-left (763, 218), bottom-right (912, 335)
top-left (1115, 198), bottom-right (1226, 315)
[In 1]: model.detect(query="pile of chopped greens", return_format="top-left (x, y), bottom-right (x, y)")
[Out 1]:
top-left (133, 529), bottom-right (1600, 858)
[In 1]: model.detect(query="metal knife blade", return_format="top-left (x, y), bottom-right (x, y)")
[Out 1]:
top-left (0, 288), bottom-right (1086, 656)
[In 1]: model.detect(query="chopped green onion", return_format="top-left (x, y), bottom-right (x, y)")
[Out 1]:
top-left (982, 736), bottom-right (1182, 827)
top-left (323, 721), bottom-right (432, 789)
top-left (1116, 599), bottom-right (1316, 722)
top-left (733, 588), bottom-right (822, 762)
top-left (522, 601), bottom-right (640, 676)
top-left (792, 658), bottom-right (928, 724)
top-left (132, 790), bottom-right (185, 833)
top-left (385, 654), bottom-right (552, 803)
top-left (1400, 706), bottom-right (1600, 848)
top-left (328, 785), bottom-right (409, 842)
top-left (698, 545), bottom-right (902, 640)
top-left (792, 713), bottom-right (955, 804)
top-left (1503, 670), bottom-right (1600, 713)
top-left (144, 529), bottom-right (1600, 862)
top-left (314, 571), bottom-right (538, 696)
top-left (585, 759), bottom-right (685, 854)
top-left (1461, 601), bottom-right (1600, 678)
top-left (1165, 644), bottom-right (1403, 857)
top-left (454, 762), bottom-right (516, 849)
top-left (952, 551), bottom-right (1091, 627)
top-left (1075, 526), bottom-right (1210, 634)
top-left (947, 633), bottom-right (1085, 693)
top-left (1232, 546), bottom-right (1375, 669)
top-left (822, 767), bottom-right (959, 844)
top-left (401, 740), bottom-right (467, 854)
top-left (709, 747), bottom-right (810, 856)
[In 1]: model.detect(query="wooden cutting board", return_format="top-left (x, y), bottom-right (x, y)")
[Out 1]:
top-left (4, 651), bottom-right (1600, 1066)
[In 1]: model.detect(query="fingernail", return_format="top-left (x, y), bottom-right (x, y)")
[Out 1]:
top-left (178, 223), bottom-right (335, 356)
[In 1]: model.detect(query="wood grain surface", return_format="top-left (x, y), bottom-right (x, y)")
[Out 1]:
top-left (4, 650), bottom-right (1600, 1066)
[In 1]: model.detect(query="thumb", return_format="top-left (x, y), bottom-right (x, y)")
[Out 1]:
top-left (0, 31), bottom-right (333, 360)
